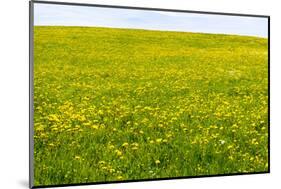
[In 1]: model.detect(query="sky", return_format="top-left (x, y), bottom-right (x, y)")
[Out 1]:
top-left (34, 3), bottom-right (268, 38)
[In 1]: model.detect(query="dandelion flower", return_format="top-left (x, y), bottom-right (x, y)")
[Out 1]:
top-left (98, 161), bottom-right (106, 165)
top-left (227, 145), bottom-right (233, 149)
top-left (131, 146), bottom-right (138, 150)
top-left (48, 143), bottom-right (55, 147)
top-left (115, 150), bottom-right (122, 156)
top-left (122, 142), bottom-right (129, 148)
top-left (156, 138), bottom-right (162, 143)
top-left (92, 125), bottom-right (99, 129)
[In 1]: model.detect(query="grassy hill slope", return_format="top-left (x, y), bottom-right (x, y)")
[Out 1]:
top-left (33, 26), bottom-right (268, 186)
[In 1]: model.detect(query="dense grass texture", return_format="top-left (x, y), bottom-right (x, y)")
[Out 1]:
top-left (33, 26), bottom-right (268, 186)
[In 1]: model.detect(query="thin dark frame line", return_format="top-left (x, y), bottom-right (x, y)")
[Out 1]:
top-left (32, 0), bottom-right (269, 18)
top-left (29, 0), bottom-right (270, 188)
top-left (32, 171), bottom-right (269, 189)
top-left (29, 1), bottom-right (34, 189)
top-left (267, 16), bottom-right (270, 173)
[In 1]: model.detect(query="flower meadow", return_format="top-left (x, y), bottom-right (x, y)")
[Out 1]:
top-left (33, 26), bottom-right (268, 186)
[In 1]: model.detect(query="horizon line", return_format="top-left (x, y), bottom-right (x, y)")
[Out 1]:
top-left (33, 25), bottom-right (268, 39)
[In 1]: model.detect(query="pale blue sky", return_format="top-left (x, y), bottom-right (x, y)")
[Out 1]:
top-left (34, 3), bottom-right (268, 38)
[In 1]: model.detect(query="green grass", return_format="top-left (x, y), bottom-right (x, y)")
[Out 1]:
top-left (33, 26), bottom-right (268, 186)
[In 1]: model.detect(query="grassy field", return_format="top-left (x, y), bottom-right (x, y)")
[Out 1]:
top-left (33, 26), bottom-right (268, 186)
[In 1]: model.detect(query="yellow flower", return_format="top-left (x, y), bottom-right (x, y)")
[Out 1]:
top-left (131, 146), bottom-right (138, 150)
top-left (98, 161), bottom-right (106, 165)
top-left (117, 176), bottom-right (123, 180)
top-left (115, 150), bottom-right (122, 156)
top-left (122, 142), bottom-right (129, 148)
top-left (48, 114), bottom-right (60, 122)
top-left (227, 145), bottom-right (233, 149)
top-left (101, 166), bottom-right (107, 170)
top-left (83, 96), bottom-right (89, 100)
top-left (155, 160), bottom-right (161, 164)
top-left (83, 122), bottom-right (91, 126)
top-left (98, 110), bottom-right (104, 115)
top-left (251, 138), bottom-right (259, 145)
top-left (51, 127), bottom-right (58, 131)
top-left (92, 125), bottom-right (99, 129)
top-left (156, 138), bottom-right (162, 143)
top-left (131, 142), bottom-right (139, 147)
top-left (166, 134), bottom-right (173, 138)
top-left (158, 123), bottom-right (164, 128)
top-left (35, 124), bottom-right (45, 131)
top-left (48, 143), bottom-right (55, 147)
